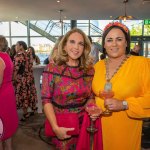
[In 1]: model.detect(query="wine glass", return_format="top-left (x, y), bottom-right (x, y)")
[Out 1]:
top-left (99, 90), bottom-right (114, 115)
top-left (85, 104), bottom-right (100, 133)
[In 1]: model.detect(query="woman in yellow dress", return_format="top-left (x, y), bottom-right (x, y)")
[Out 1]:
top-left (92, 22), bottom-right (150, 150)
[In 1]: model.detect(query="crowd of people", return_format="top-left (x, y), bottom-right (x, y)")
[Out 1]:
top-left (0, 22), bottom-right (150, 150)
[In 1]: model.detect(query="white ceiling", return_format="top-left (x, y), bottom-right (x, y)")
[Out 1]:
top-left (0, 0), bottom-right (149, 21)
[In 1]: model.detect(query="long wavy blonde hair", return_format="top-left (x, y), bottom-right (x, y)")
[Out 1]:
top-left (54, 28), bottom-right (93, 72)
top-left (49, 35), bottom-right (63, 61)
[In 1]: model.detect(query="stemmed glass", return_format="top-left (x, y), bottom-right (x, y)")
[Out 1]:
top-left (99, 90), bottom-right (114, 115)
top-left (85, 104), bottom-right (100, 133)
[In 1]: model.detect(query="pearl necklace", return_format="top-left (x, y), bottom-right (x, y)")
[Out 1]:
top-left (104, 55), bottom-right (129, 91)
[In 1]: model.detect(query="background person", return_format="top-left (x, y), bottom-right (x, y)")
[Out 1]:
top-left (0, 35), bottom-right (18, 150)
top-left (88, 36), bottom-right (101, 64)
top-left (92, 22), bottom-right (150, 150)
top-left (10, 44), bottom-right (16, 61)
top-left (28, 46), bottom-right (40, 65)
top-left (41, 28), bottom-right (96, 149)
top-left (13, 41), bottom-right (37, 121)
top-left (130, 44), bottom-right (141, 56)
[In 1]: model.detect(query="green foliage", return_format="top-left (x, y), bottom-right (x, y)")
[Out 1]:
top-left (144, 25), bottom-right (150, 36)
top-left (130, 24), bottom-right (142, 36)
top-left (130, 23), bottom-right (150, 36)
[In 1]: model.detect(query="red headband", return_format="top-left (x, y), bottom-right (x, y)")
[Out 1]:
top-left (104, 22), bottom-right (129, 33)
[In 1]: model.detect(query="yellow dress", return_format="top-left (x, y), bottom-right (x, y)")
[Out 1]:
top-left (92, 56), bottom-right (150, 150)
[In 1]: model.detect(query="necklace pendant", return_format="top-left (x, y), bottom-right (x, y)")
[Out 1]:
top-left (104, 81), bottom-right (112, 92)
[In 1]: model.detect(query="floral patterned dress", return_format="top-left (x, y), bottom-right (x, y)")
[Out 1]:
top-left (41, 63), bottom-right (94, 150)
top-left (13, 50), bottom-right (37, 111)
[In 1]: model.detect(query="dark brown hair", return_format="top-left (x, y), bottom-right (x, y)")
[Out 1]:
top-left (17, 41), bottom-right (27, 50)
top-left (0, 35), bottom-right (8, 52)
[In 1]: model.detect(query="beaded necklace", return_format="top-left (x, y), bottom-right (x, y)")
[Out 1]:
top-left (104, 55), bottom-right (129, 91)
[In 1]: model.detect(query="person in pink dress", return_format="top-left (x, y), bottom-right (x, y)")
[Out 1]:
top-left (0, 35), bottom-right (19, 150)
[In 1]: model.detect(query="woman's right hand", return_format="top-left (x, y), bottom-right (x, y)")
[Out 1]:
top-left (89, 107), bottom-right (102, 121)
top-left (86, 103), bottom-right (102, 121)
top-left (53, 126), bottom-right (75, 140)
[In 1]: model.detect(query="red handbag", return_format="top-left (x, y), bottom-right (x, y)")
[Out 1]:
top-left (45, 113), bottom-right (80, 137)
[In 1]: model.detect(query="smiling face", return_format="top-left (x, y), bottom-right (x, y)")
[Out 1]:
top-left (64, 32), bottom-right (84, 66)
top-left (104, 28), bottom-right (127, 58)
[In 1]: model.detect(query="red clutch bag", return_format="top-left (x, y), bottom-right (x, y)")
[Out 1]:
top-left (45, 113), bottom-right (80, 137)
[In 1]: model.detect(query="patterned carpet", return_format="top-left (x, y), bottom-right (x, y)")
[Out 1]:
top-left (19, 113), bottom-right (54, 146)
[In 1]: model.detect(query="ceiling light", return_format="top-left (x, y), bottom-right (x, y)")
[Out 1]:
top-left (53, 9), bottom-right (66, 35)
top-left (115, 0), bottom-right (136, 21)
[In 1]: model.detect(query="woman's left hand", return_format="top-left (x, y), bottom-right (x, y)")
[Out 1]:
top-left (104, 98), bottom-right (124, 111)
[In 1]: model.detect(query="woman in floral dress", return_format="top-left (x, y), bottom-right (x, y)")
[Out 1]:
top-left (41, 28), bottom-right (98, 149)
top-left (13, 41), bottom-right (37, 121)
